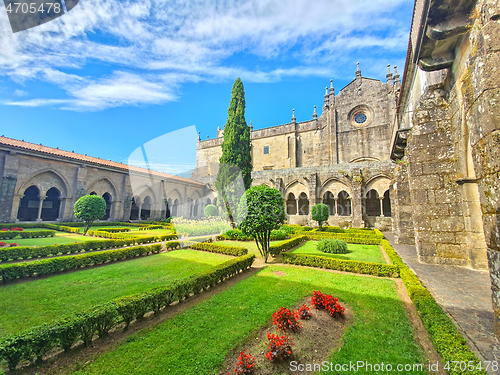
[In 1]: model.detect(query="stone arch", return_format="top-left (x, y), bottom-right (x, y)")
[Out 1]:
top-left (364, 189), bottom-right (380, 216)
top-left (286, 192), bottom-right (297, 215)
top-left (130, 196), bottom-right (140, 220)
top-left (337, 190), bottom-right (352, 216)
top-left (349, 156), bottom-right (380, 163)
top-left (382, 190), bottom-right (392, 217)
top-left (298, 192), bottom-right (309, 215)
top-left (285, 180), bottom-right (308, 199)
top-left (17, 185), bottom-right (41, 221)
top-left (16, 169), bottom-right (69, 197)
top-left (40, 187), bottom-right (61, 221)
top-left (141, 196), bottom-right (152, 220)
top-left (320, 178), bottom-right (352, 198)
top-left (102, 192), bottom-right (112, 220)
top-left (322, 191), bottom-right (335, 215)
top-left (87, 178), bottom-right (118, 198)
top-left (172, 198), bottom-right (180, 217)
top-left (364, 175), bottom-right (391, 198)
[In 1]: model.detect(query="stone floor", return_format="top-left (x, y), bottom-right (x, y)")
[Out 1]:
top-left (383, 232), bottom-right (500, 374)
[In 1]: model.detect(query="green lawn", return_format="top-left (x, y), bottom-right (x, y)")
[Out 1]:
top-left (72, 265), bottom-right (426, 375)
top-left (2, 231), bottom-right (94, 247)
top-left (0, 250), bottom-right (230, 337)
top-left (89, 226), bottom-right (175, 238)
top-left (214, 239), bottom-right (288, 258)
top-left (291, 240), bottom-right (387, 264)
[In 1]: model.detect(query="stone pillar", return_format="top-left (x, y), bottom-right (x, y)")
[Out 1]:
top-left (138, 203), bottom-right (142, 221)
top-left (334, 198), bottom-right (339, 216)
top-left (295, 199), bottom-right (299, 215)
top-left (36, 195), bottom-right (46, 222)
top-left (379, 197), bottom-right (385, 217)
top-left (61, 197), bottom-right (73, 221)
top-left (391, 163), bottom-right (415, 245)
top-left (1, 153), bottom-right (19, 223)
top-left (56, 198), bottom-right (64, 221)
top-left (351, 180), bottom-right (364, 228)
top-left (10, 194), bottom-right (23, 222)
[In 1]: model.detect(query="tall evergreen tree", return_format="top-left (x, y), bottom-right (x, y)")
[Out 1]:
top-left (215, 78), bottom-right (253, 224)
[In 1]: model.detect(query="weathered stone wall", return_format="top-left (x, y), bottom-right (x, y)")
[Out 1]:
top-left (0, 146), bottom-right (207, 223)
top-left (390, 162), bottom-right (415, 245)
top-left (464, 0), bottom-right (500, 337)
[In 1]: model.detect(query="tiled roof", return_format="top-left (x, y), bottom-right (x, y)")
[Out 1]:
top-left (0, 136), bottom-right (204, 186)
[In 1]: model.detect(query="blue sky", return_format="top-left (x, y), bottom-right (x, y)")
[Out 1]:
top-left (0, 0), bottom-right (414, 175)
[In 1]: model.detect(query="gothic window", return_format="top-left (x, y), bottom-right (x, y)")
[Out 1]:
top-left (354, 113), bottom-right (367, 124)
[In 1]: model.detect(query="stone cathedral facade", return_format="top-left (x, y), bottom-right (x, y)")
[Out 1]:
top-left (193, 64), bottom-right (400, 231)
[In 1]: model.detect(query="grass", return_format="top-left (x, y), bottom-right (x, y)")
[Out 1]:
top-left (71, 265), bottom-right (426, 375)
top-left (291, 240), bottom-right (387, 264)
top-left (88, 226), bottom-right (175, 238)
top-left (0, 250), bottom-right (230, 337)
top-left (2, 231), bottom-right (93, 247)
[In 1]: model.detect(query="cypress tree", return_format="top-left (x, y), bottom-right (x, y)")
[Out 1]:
top-left (216, 78), bottom-right (253, 224)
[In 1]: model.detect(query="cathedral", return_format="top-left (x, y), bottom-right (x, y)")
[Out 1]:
top-left (0, 0), bottom-right (499, 337)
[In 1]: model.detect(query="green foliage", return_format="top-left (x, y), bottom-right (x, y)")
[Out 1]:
top-left (74, 195), bottom-right (107, 235)
top-left (304, 232), bottom-right (382, 245)
top-left (0, 244), bottom-right (162, 283)
top-left (269, 235), bottom-right (308, 257)
top-left (218, 228), bottom-right (287, 241)
top-left (216, 78), bottom-right (252, 223)
top-left (317, 238), bottom-right (348, 254)
top-left (17, 230), bottom-right (56, 239)
top-left (204, 204), bottom-right (218, 217)
top-left (237, 185), bottom-right (286, 262)
top-left (98, 227), bottom-right (131, 233)
top-left (282, 253), bottom-right (399, 277)
top-left (381, 240), bottom-right (486, 374)
top-left (186, 242), bottom-right (248, 257)
top-left (0, 254), bottom-right (255, 370)
top-left (311, 203), bottom-right (329, 230)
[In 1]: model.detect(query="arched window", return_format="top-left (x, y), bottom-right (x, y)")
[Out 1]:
top-left (323, 191), bottom-right (335, 215)
top-left (102, 192), bottom-right (112, 220)
top-left (383, 190), bottom-right (392, 217)
top-left (193, 199), bottom-right (199, 217)
top-left (298, 192), bottom-right (309, 215)
top-left (40, 187), bottom-right (61, 221)
top-left (17, 185), bottom-right (40, 221)
top-left (141, 196), bottom-right (152, 220)
top-left (89, 191), bottom-right (97, 195)
top-left (286, 193), bottom-right (296, 215)
top-left (337, 191), bottom-right (352, 216)
top-left (365, 189), bottom-right (380, 216)
top-left (130, 197), bottom-right (139, 220)
top-left (172, 199), bottom-right (179, 217)
top-left (166, 198), bottom-right (172, 218)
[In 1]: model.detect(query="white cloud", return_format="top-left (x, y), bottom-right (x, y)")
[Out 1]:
top-left (0, 0), bottom-right (411, 110)
top-left (13, 89), bottom-right (27, 96)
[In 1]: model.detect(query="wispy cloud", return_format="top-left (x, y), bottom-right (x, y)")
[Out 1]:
top-left (0, 0), bottom-right (411, 110)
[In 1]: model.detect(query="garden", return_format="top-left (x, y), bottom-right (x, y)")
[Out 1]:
top-left (0, 192), bottom-right (485, 375)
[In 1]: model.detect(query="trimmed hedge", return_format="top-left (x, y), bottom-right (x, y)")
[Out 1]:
top-left (138, 225), bottom-right (163, 230)
top-left (18, 230), bottom-right (56, 239)
top-left (0, 244), bottom-right (162, 283)
top-left (217, 229), bottom-right (288, 241)
top-left (0, 254), bottom-right (255, 371)
top-left (44, 224), bottom-right (81, 234)
top-left (156, 234), bottom-right (178, 242)
top-left (269, 235), bottom-right (307, 257)
top-left (99, 228), bottom-right (131, 233)
top-left (0, 239), bottom-right (137, 262)
top-left (282, 253), bottom-right (400, 278)
top-left (381, 240), bottom-right (485, 375)
top-left (187, 242), bottom-right (248, 257)
top-left (303, 232), bottom-right (382, 245)
top-left (0, 232), bottom-right (18, 240)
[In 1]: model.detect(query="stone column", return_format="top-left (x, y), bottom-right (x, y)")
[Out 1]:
top-left (10, 194), bottom-right (23, 222)
top-left (56, 198), bottom-right (64, 221)
top-left (36, 195), bottom-right (46, 222)
top-left (138, 203), bottom-right (142, 221)
top-left (351, 182), bottom-right (364, 228)
top-left (295, 198), bottom-right (299, 215)
top-left (379, 197), bottom-right (385, 217)
top-left (0, 153), bottom-right (19, 223)
top-left (334, 198), bottom-right (339, 216)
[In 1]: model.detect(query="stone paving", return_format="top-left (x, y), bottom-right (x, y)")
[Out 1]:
top-left (383, 232), bottom-right (500, 374)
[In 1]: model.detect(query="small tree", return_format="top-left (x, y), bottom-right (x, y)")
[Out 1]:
top-left (312, 203), bottom-right (329, 230)
top-left (237, 185), bottom-right (285, 263)
top-left (74, 195), bottom-right (106, 235)
top-left (204, 204), bottom-right (218, 217)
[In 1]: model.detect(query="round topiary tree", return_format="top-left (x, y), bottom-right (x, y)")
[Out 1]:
top-left (237, 185), bottom-right (285, 263)
top-left (74, 195), bottom-right (107, 235)
top-left (311, 203), bottom-right (329, 230)
top-left (204, 204), bottom-right (218, 217)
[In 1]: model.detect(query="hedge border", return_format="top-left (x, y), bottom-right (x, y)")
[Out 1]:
top-left (381, 240), bottom-right (486, 375)
top-left (0, 244), bottom-right (162, 283)
top-left (282, 252), bottom-right (400, 278)
top-left (186, 242), bottom-right (248, 257)
top-left (0, 254), bottom-right (255, 371)
top-left (269, 235), bottom-right (308, 256)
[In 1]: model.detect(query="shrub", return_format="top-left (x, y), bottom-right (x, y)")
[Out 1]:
top-left (282, 253), bottom-right (399, 278)
top-left (73, 195), bottom-right (107, 235)
top-left (272, 307), bottom-right (301, 332)
top-left (311, 291), bottom-right (345, 318)
top-left (99, 228), bottom-right (131, 233)
top-left (0, 232), bottom-right (18, 240)
top-left (223, 229), bottom-right (250, 241)
top-left (265, 333), bottom-right (293, 361)
top-left (187, 242), bottom-right (247, 257)
top-left (298, 305), bottom-right (312, 320)
top-left (311, 203), bottom-right (329, 230)
top-left (18, 230), bottom-right (56, 239)
top-left (230, 351), bottom-right (256, 375)
top-left (270, 229), bottom-right (286, 240)
top-left (204, 204), bottom-right (219, 217)
top-left (269, 235), bottom-right (307, 257)
top-left (317, 238), bottom-right (347, 254)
